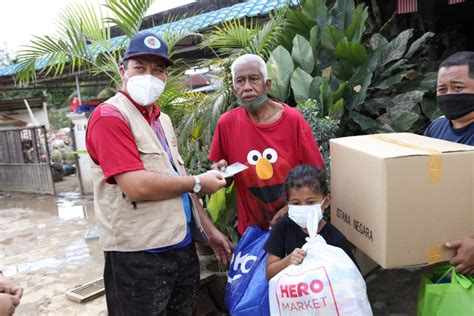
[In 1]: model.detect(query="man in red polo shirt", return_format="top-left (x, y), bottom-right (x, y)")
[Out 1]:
top-left (86, 31), bottom-right (234, 315)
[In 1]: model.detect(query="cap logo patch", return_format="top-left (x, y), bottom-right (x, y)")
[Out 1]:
top-left (144, 36), bottom-right (161, 49)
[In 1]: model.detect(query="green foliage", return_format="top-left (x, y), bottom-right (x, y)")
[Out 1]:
top-left (0, 88), bottom-right (43, 101)
top-left (206, 183), bottom-right (239, 244)
top-left (266, 0), bottom-right (437, 136)
top-left (16, 0), bottom-right (124, 85)
top-left (291, 67), bottom-right (313, 103)
top-left (97, 87), bottom-right (117, 99)
top-left (15, 0), bottom-right (196, 93)
top-left (14, 0), bottom-right (203, 135)
top-left (179, 88), bottom-right (234, 153)
top-left (181, 139), bottom-right (212, 176)
top-left (200, 9), bottom-right (287, 61)
top-left (296, 99), bottom-right (339, 171)
top-left (49, 110), bottom-right (71, 131)
top-left (292, 35), bottom-right (315, 73)
top-left (103, 0), bottom-right (154, 39)
top-left (48, 88), bottom-right (76, 109)
top-left (268, 46), bottom-right (294, 101)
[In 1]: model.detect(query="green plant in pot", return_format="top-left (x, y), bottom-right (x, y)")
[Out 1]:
top-left (206, 182), bottom-right (239, 245)
top-left (181, 138), bottom-right (239, 258)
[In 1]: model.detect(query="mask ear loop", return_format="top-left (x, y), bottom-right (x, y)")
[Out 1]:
top-left (122, 69), bottom-right (131, 90)
top-left (320, 196), bottom-right (327, 215)
top-left (306, 197), bottom-right (327, 238)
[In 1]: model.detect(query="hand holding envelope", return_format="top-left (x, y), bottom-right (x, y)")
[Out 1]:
top-left (209, 162), bottom-right (248, 178)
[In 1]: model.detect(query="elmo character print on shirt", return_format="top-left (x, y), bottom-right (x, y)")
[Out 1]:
top-left (239, 147), bottom-right (291, 229)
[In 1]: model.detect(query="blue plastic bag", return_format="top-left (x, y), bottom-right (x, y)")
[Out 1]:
top-left (225, 226), bottom-right (271, 315)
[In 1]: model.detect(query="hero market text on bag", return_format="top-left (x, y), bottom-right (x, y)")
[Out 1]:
top-left (269, 235), bottom-right (372, 315)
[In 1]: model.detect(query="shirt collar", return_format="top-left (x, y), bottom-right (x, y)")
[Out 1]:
top-left (448, 119), bottom-right (474, 134)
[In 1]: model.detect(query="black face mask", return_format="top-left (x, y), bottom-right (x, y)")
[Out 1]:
top-left (437, 93), bottom-right (474, 120)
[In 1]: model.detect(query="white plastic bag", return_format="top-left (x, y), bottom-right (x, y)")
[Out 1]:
top-left (269, 233), bottom-right (372, 316)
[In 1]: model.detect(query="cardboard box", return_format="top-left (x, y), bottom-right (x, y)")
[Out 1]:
top-left (353, 248), bottom-right (379, 277)
top-left (330, 133), bottom-right (474, 268)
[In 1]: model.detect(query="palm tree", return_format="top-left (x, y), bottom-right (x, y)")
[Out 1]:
top-left (16, 0), bottom-right (151, 85)
top-left (14, 0), bottom-right (199, 126)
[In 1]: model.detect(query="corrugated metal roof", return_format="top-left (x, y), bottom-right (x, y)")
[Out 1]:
top-left (0, 64), bottom-right (18, 77)
top-left (0, 0), bottom-right (298, 77)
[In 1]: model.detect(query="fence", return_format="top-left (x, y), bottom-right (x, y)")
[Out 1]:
top-left (0, 126), bottom-right (55, 194)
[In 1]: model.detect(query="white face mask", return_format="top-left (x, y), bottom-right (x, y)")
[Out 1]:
top-left (288, 199), bottom-right (325, 234)
top-left (125, 73), bottom-right (166, 106)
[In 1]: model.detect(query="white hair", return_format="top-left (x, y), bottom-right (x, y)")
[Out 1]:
top-left (231, 54), bottom-right (269, 84)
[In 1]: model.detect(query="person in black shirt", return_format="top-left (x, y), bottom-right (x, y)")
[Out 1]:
top-left (424, 51), bottom-right (474, 146)
top-left (264, 165), bottom-right (357, 279)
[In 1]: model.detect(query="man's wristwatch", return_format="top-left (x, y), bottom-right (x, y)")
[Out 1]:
top-left (192, 175), bottom-right (202, 193)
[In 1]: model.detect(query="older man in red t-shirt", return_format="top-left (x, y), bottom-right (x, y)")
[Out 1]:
top-left (209, 54), bottom-right (324, 235)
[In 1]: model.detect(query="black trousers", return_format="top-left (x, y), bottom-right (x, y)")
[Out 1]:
top-left (104, 242), bottom-right (200, 316)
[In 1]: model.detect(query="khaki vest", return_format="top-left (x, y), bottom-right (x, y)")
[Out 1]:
top-left (91, 93), bottom-right (205, 251)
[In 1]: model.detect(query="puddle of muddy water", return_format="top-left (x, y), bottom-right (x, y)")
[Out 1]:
top-left (57, 205), bottom-right (87, 220)
top-left (2, 234), bottom-right (97, 276)
top-left (3, 257), bottom-right (63, 276)
top-left (56, 193), bottom-right (88, 220)
top-left (2, 214), bottom-right (97, 278)
top-left (1, 191), bottom-right (94, 223)
top-left (1, 191), bottom-right (99, 278)
top-left (1, 188), bottom-right (108, 314)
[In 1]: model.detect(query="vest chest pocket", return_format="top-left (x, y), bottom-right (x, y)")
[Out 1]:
top-left (121, 198), bottom-right (186, 238)
top-left (141, 152), bottom-right (173, 174)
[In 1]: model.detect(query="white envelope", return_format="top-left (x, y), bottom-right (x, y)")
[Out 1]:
top-left (213, 162), bottom-right (248, 178)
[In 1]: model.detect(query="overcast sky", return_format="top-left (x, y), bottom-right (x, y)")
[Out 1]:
top-left (0, 0), bottom-right (196, 54)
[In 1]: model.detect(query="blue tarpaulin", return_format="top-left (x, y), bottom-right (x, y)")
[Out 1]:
top-left (0, 0), bottom-right (299, 77)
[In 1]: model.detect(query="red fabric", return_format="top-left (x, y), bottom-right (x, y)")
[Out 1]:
top-left (396, 0), bottom-right (417, 14)
top-left (69, 96), bottom-right (80, 112)
top-left (83, 99), bottom-right (107, 107)
top-left (86, 91), bottom-right (160, 184)
top-left (209, 104), bottom-right (324, 234)
top-left (396, 0), bottom-right (464, 14)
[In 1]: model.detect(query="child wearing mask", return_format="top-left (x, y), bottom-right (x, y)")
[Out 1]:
top-left (264, 164), bottom-right (357, 279)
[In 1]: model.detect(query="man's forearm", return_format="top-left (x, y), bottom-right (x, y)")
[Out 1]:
top-left (190, 194), bottom-right (218, 236)
top-left (115, 170), bottom-right (194, 201)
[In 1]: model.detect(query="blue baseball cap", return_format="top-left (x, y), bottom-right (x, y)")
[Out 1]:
top-left (123, 31), bottom-right (174, 66)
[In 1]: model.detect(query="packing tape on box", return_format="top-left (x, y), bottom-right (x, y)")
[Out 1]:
top-left (427, 243), bottom-right (443, 264)
top-left (371, 135), bottom-right (442, 184)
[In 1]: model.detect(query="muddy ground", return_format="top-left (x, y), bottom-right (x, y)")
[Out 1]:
top-left (1, 175), bottom-right (436, 315)
top-left (1, 175), bottom-right (106, 315)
